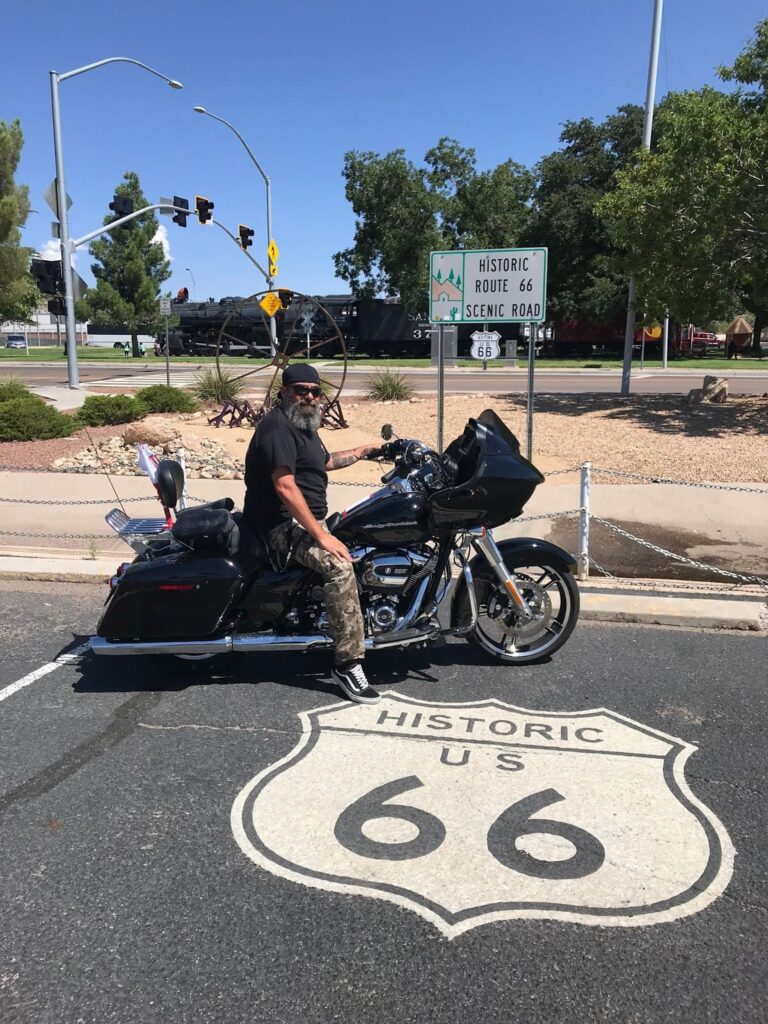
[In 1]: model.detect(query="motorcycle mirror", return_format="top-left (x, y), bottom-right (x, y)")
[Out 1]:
top-left (381, 424), bottom-right (394, 440)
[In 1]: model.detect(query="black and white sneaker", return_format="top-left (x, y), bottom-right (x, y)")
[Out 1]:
top-left (333, 662), bottom-right (381, 704)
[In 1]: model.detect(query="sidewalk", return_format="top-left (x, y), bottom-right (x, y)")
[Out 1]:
top-left (0, 470), bottom-right (765, 632)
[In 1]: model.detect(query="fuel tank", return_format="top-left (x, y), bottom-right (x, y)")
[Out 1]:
top-left (333, 486), bottom-right (431, 546)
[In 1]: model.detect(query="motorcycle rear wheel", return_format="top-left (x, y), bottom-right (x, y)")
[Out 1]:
top-left (456, 561), bottom-right (579, 664)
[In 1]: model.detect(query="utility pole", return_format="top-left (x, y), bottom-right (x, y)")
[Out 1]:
top-left (621, 0), bottom-right (664, 396)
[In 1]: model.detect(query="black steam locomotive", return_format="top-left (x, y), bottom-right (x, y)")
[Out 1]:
top-left (160, 293), bottom-right (522, 358)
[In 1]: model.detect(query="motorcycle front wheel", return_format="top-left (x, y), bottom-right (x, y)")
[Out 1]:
top-left (455, 560), bottom-right (579, 664)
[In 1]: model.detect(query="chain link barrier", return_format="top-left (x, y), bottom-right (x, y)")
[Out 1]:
top-left (590, 466), bottom-right (768, 495)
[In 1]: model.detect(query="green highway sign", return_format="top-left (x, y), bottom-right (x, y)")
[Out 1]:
top-left (429, 247), bottom-right (548, 324)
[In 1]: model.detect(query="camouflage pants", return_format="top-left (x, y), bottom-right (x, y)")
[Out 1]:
top-left (267, 521), bottom-right (365, 666)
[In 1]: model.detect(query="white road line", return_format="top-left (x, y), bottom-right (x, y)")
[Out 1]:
top-left (0, 642), bottom-right (91, 706)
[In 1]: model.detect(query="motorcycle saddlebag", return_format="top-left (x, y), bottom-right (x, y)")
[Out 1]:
top-left (172, 506), bottom-right (239, 556)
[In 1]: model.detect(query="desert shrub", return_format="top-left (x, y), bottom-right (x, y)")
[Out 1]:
top-left (0, 396), bottom-right (76, 441)
top-left (136, 384), bottom-right (198, 414)
top-left (191, 366), bottom-right (245, 405)
top-left (0, 375), bottom-right (30, 403)
top-left (76, 394), bottom-right (145, 426)
top-left (365, 369), bottom-right (415, 402)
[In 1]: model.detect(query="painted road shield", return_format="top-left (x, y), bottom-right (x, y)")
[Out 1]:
top-left (232, 693), bottom-right (734, 939)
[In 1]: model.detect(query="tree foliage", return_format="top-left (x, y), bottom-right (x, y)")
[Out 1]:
top-left (599, 17), bottom-right (768, 351)
top-left (333, 138), bottom-right (533, 312)
top-left (78, 171), bottom-right (170, 355)
top-left (0, 120), bottom-right (37, 324)
top-left (524, 104), bottom-right (644, 322)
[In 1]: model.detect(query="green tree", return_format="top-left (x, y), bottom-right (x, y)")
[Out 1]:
top-left (77, 171), bottom-right (170, 356)
top-left (524, 104), bottom-right (645, 323)
top-left (0, 120), bottom-right (37, 324)
top-left (599, 19), bottom-right (768, 355)
top-left (333, 138), bottom-right (533, 312)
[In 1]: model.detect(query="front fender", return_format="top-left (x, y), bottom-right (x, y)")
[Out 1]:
top-left (450, 537), bottom-right (576, 626)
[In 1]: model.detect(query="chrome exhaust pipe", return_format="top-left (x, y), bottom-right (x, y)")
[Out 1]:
top-left (90, 633), bottom-right (333, 657)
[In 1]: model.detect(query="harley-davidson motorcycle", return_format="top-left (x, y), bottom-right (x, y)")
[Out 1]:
top-left (91, 410), bottom-right (579, 665)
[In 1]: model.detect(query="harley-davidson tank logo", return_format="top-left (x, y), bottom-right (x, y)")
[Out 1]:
top-left (231, 693), bottom-right (734, 939)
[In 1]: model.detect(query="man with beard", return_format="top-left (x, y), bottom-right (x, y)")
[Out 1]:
top-left (244, 364), bottom-right (381, 703)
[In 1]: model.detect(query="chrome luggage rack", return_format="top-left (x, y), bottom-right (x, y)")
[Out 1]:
top-left (105, 508), bottom-right (170, 553)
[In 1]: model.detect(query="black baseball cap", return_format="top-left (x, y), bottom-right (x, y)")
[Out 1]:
top-left (283, 363), bottom-right (321, 386)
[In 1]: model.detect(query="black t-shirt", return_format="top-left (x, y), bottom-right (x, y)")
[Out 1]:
top-left (243, 406), bottom-right (329, 534)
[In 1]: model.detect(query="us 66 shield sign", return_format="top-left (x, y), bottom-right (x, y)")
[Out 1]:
top-left (430, 247), bottom-right (547, 324)
top-left (232, 693), bottom-right (733, 939)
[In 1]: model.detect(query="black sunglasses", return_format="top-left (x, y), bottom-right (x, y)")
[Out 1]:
top-left (291, 384), bottom-right (322, 398)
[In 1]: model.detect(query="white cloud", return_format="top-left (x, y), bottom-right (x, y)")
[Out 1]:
top-left (39, 239), bottom-right (77, 266)
top-left (153, 224), bottom-right (173, 262)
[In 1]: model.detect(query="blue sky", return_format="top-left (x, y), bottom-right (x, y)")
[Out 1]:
top-left (3, 0), bottom-right (765, 302)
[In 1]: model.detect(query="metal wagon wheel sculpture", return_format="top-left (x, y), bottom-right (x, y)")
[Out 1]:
top-left (212, 290), bottom-right (349, 428)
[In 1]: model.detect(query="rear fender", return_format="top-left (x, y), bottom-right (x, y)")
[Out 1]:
top-left (450, 537), bottom-right (576, 626)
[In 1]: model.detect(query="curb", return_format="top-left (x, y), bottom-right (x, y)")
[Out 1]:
top-left (1, 556), bottom-right (765, 630)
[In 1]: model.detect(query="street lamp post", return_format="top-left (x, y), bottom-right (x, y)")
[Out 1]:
top-left (185, 267), bottom-right (197, 301)
top-left (50, 57), bottom-right (183, 388)
top-left (193, 106), bottom-right (277, 353)
top-left (620, 0), bottom-right (664, 396)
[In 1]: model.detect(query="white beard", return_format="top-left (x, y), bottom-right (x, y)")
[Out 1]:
top-left (283, 398), bottom-right (323, 433)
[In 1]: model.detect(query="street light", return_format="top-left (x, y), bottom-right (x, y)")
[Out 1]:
top-left (185, 267), bottom-right (197, 301)
top-left (192, 105), bottom-right (277, 353)
top-left (620, 0), bottom-right (664, 395)
top-left (50, 57), bottom-right (183, 388)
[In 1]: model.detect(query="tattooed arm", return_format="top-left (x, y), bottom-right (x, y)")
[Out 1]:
top-left (326, 445), bottom-right (379, 471)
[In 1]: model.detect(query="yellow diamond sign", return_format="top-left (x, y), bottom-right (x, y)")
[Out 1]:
top-left (260, 292), bottom-right (282, 318)
top-left (267, 239), bottom-right (279, 264)
top-left (269, 261), bottom-right (279, 278)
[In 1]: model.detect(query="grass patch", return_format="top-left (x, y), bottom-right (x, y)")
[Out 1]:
top-left (365, 369), bottom-right (416, 401)
top-left (191, 366), bottom-right (246, 405)
top-left (0, 375), bottom-right (30, 402)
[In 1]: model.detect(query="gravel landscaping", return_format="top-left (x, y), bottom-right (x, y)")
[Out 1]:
top-left (0, 393), bottom-right (766, 484)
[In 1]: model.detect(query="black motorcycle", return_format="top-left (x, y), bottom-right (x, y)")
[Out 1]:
top-left (91, 410), bottom-right (579, 665)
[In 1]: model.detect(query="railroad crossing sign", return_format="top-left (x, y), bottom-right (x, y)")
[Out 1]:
top-left (232, 693), bottom-right (734, 939)
top-left (470, 330), bottom-right (501, 361)
top-left (268, 239), bottom-right (279, 264)
top-left (259, 291), bottom-right (282, 318)
top-left (430, 247), bottom-right (548, 324)
top-left (299, 313), bottom-right (315, 333)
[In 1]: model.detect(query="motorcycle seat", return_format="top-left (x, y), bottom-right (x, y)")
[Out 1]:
top-left (233, 513), bottom-right (271, 574)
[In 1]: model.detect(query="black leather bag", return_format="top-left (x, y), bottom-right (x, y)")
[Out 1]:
top-left (172, 505), bottom-right (239, 556)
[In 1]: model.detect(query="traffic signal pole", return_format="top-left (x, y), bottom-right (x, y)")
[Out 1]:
top-left (620, 0), bottom-right (664, 396)
top-left (49, 71), bottom-right (79, 389)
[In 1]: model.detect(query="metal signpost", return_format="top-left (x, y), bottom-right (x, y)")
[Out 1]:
top-left (159, 297), bottom-right (172, 385)
top-left (299, 312), bottom-right (315, 359)
top-left (470, 329), bottom-right (501, 371)
top-left (429, 247), bottom-right (547, 459)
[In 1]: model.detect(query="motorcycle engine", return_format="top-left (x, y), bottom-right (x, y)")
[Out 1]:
top-left (355, 548), bottom-right (436, 634)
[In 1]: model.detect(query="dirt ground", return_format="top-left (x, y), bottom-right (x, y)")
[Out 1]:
top-left (1, 392), bottom-right (766, 485)
top-left (179, 392), bottom-right (768, 486)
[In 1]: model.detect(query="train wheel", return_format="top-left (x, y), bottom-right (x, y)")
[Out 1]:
top-left (214, 291), bottom-right (349, 423)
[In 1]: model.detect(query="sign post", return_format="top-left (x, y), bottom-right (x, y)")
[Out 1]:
top-left (527, 322), bottom-right (536, 460)
top-left (159, 297), bottom-right (172, 386)
top-left (430, 247), bottom-right (547, 457)
top-left (437, 324), bottom-right (445, 453)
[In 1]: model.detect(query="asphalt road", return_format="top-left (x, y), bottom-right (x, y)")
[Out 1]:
top-left (0, 579), bottom-right (765, 1024)
top-left (7, 360), bottom-right (768, 395)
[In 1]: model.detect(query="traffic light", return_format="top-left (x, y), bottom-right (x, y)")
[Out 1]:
top-left (172, 196), bottom-right (189, 228)
top-left (109, 194), bottom-right (134, 219)
top-left (238, 224), bottom-right (254, 250)
top-left (195, 195), bottom-right (214, 224)
top-left (48, 298), bottom-right (65, 317)
top-left (30, 258), bottom-right (63, 296)
top-left (277, 288), bottom-right (293, 310)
